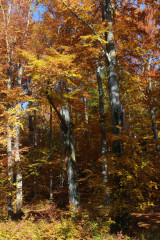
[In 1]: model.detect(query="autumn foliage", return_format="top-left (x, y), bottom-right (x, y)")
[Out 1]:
top-left (0, 0), bottom-right (159, 238)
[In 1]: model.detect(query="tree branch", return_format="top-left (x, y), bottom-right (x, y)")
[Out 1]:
top-left (45, 90), bottom-right (68, 132)
top-left (60, 0), bottom-right (111, 62)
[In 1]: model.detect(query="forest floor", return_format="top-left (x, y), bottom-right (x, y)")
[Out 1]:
top-left (129, 205), bottom-right (160, 239)
top-left (0, 204), bottom-right (160, 239)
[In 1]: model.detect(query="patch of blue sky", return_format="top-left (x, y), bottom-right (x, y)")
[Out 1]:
top-left (140, 3), bottom-right (145, 9)
top-left (23, 102), bottom-right (28, 109)
top-left (32, 3), bottom-right (46, 21)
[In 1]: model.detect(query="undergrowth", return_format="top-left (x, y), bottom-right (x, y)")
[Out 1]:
top-left (0, 202), bottom-right (159, 240)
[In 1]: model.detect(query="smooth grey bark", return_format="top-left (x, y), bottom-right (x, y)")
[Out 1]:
top-left (14, 120), bottom-right (22, 213)
top-left (102, 0), bottom-right (123, 154)
top-left (96, 66), bottom-right (109, 204)
top-left (61, 105), bottom-right (80, 210)
top-left (14, 62), bottom-right (23, 215)
top-left (84, 97), bottom-right (88, 124)
top-left (60, 0), bottom-right (123, 153)
top-left (46, 91), bottom-right (80, 211)
top-left (0, 1), bottom-right (31, 218)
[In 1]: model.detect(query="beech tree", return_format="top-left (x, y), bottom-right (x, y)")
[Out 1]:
top-left (0, 0), bottom-right (159, 218)
top-left (0, 0), bottom-right (34, 218)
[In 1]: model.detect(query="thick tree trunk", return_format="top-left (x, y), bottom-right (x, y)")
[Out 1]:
top-left (14, 122), bottom-right (23, 214)
top-left (96, 66), bottom-right (109, 204)
top-left (46, 92), bottom-right (80, 211)
top-left (102, 0), bottom-right (123, 154)
top-left (61, 105), bottom-right (80, 211)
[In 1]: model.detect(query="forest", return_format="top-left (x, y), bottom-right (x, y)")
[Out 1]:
top-left (0, 0), bottom-right (160, 239)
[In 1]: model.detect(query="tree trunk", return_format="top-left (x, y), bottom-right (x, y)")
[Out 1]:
top-left (49, 105), bottom-right (53, 201)
top-left (46, 91), bottom-right (80, 211)
top-left (150, 107), bottom-right (160, 160)
top-left (34, 109), bottom-right (37, 148)
top-left (14, 62), bottom-right (23, 217)
top-left (122, 107), bottom-right (131, 138)
top-left (97, 66), bottom-right (109, 204)
top-left (33, 108), bottom-right (38, 198)
top-left (7, 65), bottom-right (14, 218)
top-left (147, 57), bottom-right (160, 161)
top-left (34, 172), bottom-right (37, 198)
top-left (7, 128), bottom-right (13, 218)
top-left (84, 97), bottom-right (88, 124)
top-left (14, 122), bottom-right (23, 215)
top-left (61, 105), bottom-right (80, 211)
top-left (29, 115), bottom-right (33, 146)
top-left (60, 121), bottom-right (64, 207)
top-left (102, 0), bottom-right (123, 154)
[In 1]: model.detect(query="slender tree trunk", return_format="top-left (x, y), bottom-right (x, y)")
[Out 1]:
top-left (7, 128), bottom-right (13, 218)
top-left (102, 0), bottom-right (123, 154)
top-left (33, 108), bottom-right (38, 198)
top-left (150, 107), bottom-right (160, 160)
top-left (97, 66), bottom-right (109, 204)
top-left (14, 62), bottom-right (23, 217)
top-left (29, 115), bottom-right (33, 146)
top-left (122, 107), bottom-right (131, 138)
top-left (34, 109), bottom-right (37, 148)
top-left (84, 97), bottom-right (88, 124)
top-left (34, 172), bottom-right (37, 198)
top-left (147, 57), bottom-right (160, 161)
top-left (124, 92), bottom-right (137, 139)
top-left (60, 122), bottom-right (64, 207)
top-left (83, 97), bottom-right (90, 167)
top-left (7, 65), bottom-right (14, 218)
top-left (49, 106), bottom-right (53, 201)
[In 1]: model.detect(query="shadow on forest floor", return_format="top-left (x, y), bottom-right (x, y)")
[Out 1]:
top-left (110, 205), bottom-right (160, 239)
top-left (130, 206), bottom-right (160, 237)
